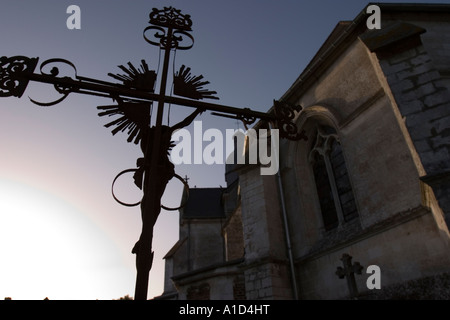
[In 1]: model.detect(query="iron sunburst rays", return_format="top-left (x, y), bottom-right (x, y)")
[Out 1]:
top-left (98, 60), bottom-right (219, 144)
top-left (107, 60), bottom-right (156, 92)
top-left (174, 65), bottom-right (219, 100)
top-left (97, 101), bottom-right (151, 145)
top-left (98, 60), bottom-right (156, 144)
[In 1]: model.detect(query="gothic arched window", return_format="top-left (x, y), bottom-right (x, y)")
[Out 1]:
top-left (309, 126), bottom-right (358, 231)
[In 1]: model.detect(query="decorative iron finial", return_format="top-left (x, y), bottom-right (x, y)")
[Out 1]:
top-left (149, 7), bottom-right (192, 31)
top-left (144, 7), bottom-right (194, 50)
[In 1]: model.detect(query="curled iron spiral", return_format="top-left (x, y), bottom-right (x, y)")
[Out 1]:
top-left (111, 169), bottom-right (190, 211)
top-left (29, 58), bottom-right (79, 106)
top-left (143, 26), bottom-right (194, 50)
top-left (273, 100), bottom-right (307, 141)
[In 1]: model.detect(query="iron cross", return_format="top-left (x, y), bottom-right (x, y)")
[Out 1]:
top-left (0, 7), bottom-right (306, 300)
top-left (336, 253), bottom-right (364, 299)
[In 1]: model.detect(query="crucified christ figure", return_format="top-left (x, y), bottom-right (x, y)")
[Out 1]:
top-left (131, 107), bottom-right (204, 284)
top-left (98, 96), bottom-right (204, 289)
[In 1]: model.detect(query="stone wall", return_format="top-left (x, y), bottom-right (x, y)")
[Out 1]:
top-left (172, 261), bottom-right (245, 300)
top-left (362, 272), bottom-right (450, 300)
top-left (244, 261), bottom-right (292, 300)
top-left (283, 38), bottom-right (425, 250)
top-left (362, 21), bottom-right (450, 226)
top-left (279, 19), bottom-right (450, 300)
top-left (233, 274), bottom-right (247, 300)
top-left (223, 206), bottom-right (245, 261)
top-left (383, 13), bottom-right (450, 73)
top-left (239, 168), bottom-right (286, 262)
top-left (238, 167), bottom-right (294, 299)
top-left (296, 208), bottom-right (450, 299)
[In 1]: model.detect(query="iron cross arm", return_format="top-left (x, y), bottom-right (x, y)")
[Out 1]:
top-left (1, 55), bottom-right (306, 141)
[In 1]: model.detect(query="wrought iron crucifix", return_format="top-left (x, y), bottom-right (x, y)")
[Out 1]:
top-left (336, 253), bottom-right (364, 299)
top-left (0, 7), bottom-right (306, 300)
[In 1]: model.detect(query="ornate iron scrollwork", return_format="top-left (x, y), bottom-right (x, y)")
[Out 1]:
top-left (111, 168), bottom-right (189, 211)
top-left (273, 100), bottom-right (307, 141)
top-left (144, 7), bottom-right (194, 50)
top-left (238, 108), bottom-right (257, 128)
top-left (143, 26), bottom-right (194, 50)
top-left (149, 6), bottom-right (192, 31)
top-left (29, 58), bottom-right (80, 106)
top-left (0, 56), bottom-right (38, 98)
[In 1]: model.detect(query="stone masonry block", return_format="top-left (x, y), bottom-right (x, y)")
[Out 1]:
top-left (261, 277), bottom-right (272, 289)
top-left (430, 134), bottom-right (450, 150)
top-left (416, 45), bottom-right (426, 55)
top-left (406, 120), bottom-right (436, 140)
top-left (386, 72), bottom-right (402, 85)
top-left (413, 138), bottom-right (433, 154)
top-left (387, 47), bottom-right (421, 65)
top-left (414, 83), bottom-right (439, 100)
top-left (423, 93), bottom-right (448, 109)
top-left (426, 103), bottom-right (450, 122)
top-left (397, 67), bottom-right (424, 82)
top-left (422, 151), bottom-right (450, 175)
top-left (383, 60), bottom-right (412, 76)
top-left (247, 291), bottom-right (257, 300)
top-left (433, 79), bottom-right (450, 91)
top-left (391, 79), bottom-right (415, 93)
top-left (399, 89), bottom-right (419, 103)
top-left (416, 71), bottom-right (441, 86)
top-left (410, 53), bottom-right (432, 66)
top-left (430, 116), bottom-right (450, 136)
top-left (405, 102), bottom-right (448, 126)
top-left (411, 64), bottom-right (438, 78)
top-left (397, 100), bottom-right (424, 116)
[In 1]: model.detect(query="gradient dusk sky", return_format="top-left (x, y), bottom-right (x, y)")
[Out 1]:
top-left (0, 0), bottom-right (447, 300)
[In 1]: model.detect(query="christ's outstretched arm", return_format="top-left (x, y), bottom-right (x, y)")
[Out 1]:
top-left (170, 107), bottom-right (205, 133)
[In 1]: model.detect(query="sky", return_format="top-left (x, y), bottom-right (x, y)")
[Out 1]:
top-left (0, 0), bottom-right (448, 300)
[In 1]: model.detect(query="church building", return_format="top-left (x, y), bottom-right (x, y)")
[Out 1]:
top-left (156, 3), bottom-right (450, 300)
